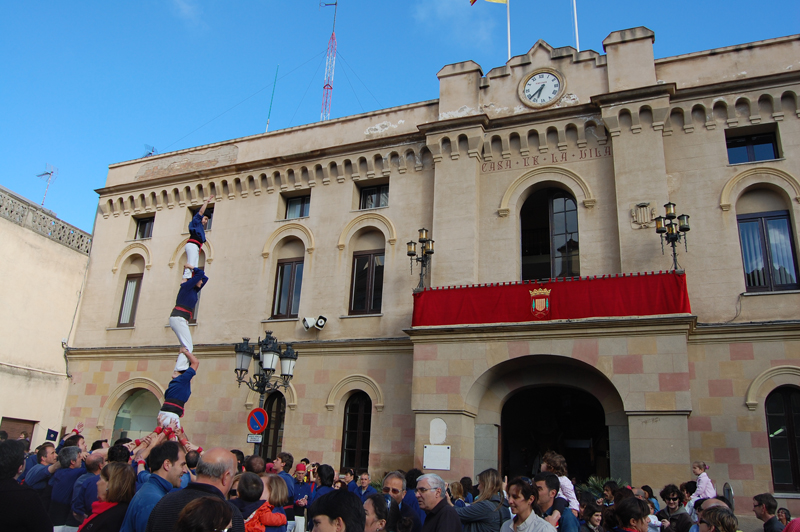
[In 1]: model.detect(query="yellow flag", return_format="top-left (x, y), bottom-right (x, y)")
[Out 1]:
top-left (485, 0), bottom-right (508, 3)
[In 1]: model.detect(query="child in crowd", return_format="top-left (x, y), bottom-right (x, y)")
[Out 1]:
top-left (542, 451), bottom-right (580, 515)
top-left (449, 481), bottom-right (467, 507)
top-left (231, 472), bottom-right (289, 532)
top-left (647, 500), bottom-right (661, 532)
top-left (691, 461), bottom-right (716, 499)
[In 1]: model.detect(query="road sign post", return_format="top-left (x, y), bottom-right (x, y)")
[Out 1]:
top-left (247, 407), bottom-right (269, 456)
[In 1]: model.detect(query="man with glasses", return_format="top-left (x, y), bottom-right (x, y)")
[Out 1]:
top-left (753, 493), bottom-right (784, 532)
top-left (383, 471), bottom-right (421, 532)
top-left (656, 484), bottom-right (692, 532)
top-left (415, 473), bottom-right (461, 532)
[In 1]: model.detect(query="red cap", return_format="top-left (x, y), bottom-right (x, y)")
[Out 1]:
top-left (296, 463), bottom-right (307, 472)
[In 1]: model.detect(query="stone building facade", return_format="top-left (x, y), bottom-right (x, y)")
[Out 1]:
top-left (0, 185), bottom-right (92, 446)
top-left (64, 27), bottom-right (800, 514)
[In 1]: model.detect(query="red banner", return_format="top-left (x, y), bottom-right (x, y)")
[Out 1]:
top-left (411, 272), bottom-right (691, 327)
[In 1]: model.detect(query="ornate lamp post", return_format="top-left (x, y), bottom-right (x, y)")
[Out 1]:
top-left (234, 331), bottom-right (298, 455)
top-left (407, 228), bottom-right (435, 292)
top-left (654, 202), bottom-right (690, 272)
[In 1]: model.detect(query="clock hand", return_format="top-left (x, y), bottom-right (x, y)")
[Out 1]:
top-left (531, 84), bottom-right (545, 100)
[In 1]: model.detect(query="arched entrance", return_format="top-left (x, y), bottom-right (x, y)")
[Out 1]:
top-left (501, 386), bottom-right (609, 481)
top-left (260, 392), bottom-right (287, 461)
top-left (112, 389), bottom-right (160, 442)
top-left (470, 355), bottom-right (630, 483)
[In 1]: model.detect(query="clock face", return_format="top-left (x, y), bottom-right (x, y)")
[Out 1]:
top-left (520, 70), bottom-right (565, 109)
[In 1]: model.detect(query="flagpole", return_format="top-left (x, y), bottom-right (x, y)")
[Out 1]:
top-left (506, 0), bottom-right (511, 60)
top-left (572, 0), bottom-right (580, 52)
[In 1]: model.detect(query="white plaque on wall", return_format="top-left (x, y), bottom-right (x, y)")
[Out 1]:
top-left (430, 418), bottom-right (447, 444)
top-left (423, 445), bottom-right (451, 470)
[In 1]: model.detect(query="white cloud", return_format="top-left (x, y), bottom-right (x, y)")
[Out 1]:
top-left (172, 0), bottom-right (203, 25)
top-left (413, 0), bottom-right (498, 49)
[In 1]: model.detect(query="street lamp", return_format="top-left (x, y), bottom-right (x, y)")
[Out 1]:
top-left (654, 202), bottom-right (690, 272)
top-left (407, 227), bottom-right (435, 292)
top-left (234, 331), bottom-right (298, 455)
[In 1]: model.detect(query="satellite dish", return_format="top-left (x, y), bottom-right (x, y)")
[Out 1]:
top-left (143, 144), bottom-right (158, 158)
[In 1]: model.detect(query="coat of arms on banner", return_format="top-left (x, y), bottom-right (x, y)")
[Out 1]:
top-left (529, 288), bottom-right (551, 319)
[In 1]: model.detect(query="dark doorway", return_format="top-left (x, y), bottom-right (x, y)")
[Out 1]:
top-left (260, 393), bottom-right (286, 461)
top-left (501, 386), bottom-right (609, 483)
top-left (340, 391), bottom-right (372, 471)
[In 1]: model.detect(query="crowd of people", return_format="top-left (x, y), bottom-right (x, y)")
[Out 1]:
top-left (1, 434), bottom-right (796, 532)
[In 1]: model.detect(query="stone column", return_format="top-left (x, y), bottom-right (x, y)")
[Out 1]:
top-left (423, 122), bottom-right (487, 287)
top-left (596, 28), bottom-right (676, 273)
top-left (628, 413), bottom-right (691, 489)
top-left (425, 61), bottom-right (488, 287)
top-left (413, 411), bottom-right (476, 479)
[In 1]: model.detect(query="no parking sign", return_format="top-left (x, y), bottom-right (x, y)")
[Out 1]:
top-left (247, 408), bottom-right (269, 434)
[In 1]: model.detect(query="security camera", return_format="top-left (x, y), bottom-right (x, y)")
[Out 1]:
top-left (315, 316), bottom-right (327, 330)
top-left (302, 317), bottom-right (316, 331)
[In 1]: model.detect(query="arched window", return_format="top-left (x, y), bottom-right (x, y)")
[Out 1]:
top-left (260, 393), bottom-right (286, 461)
top-left (349, 230), bottom-right (385, 315)
top-left (521, 188), bottom-right (580, 281)
top-left (736, 188), bottom-right (798, 292)
top-left (766, 386), bottom-right (800, 492)
top-left (340, 391), bottom-right (372, 471)
top-left (117, 255), bottom-right (146, 327)
top-left (271, 238), bottom-right (305, 319)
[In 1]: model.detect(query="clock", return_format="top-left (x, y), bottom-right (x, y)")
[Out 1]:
top-left (519, 68), bottom-right (566, 109)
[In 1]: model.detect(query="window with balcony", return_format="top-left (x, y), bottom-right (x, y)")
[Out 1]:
top-left (521, 188), bottom-right (580, 281)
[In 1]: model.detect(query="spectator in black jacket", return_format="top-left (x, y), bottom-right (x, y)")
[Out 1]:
top-left (754, 493), bottom-right (784, 532)
top-left (0, 439), bottom-right (53, 532)
top-left (310, 489), bottom-right (366, 532)
top-left (145, 447), bottom-right (245, 532)
top-left (416, 473), bottom-right (462, 532)
top-left (657, 484), bottom-right (692, 532)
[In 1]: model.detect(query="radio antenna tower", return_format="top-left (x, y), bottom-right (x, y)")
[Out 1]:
top-left (36, 164), bottom-right (58, 207)
top-left (320, 1), bottom-right (338, 121)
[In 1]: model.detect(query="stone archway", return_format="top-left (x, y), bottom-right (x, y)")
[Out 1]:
top-left (501, 385), bottom-right (609, 482)
top-left (469, 354), bottom-right (630, 482)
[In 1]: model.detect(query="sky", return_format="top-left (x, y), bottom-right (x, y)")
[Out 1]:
top-left (1, 1), bottom-right (798, 233)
